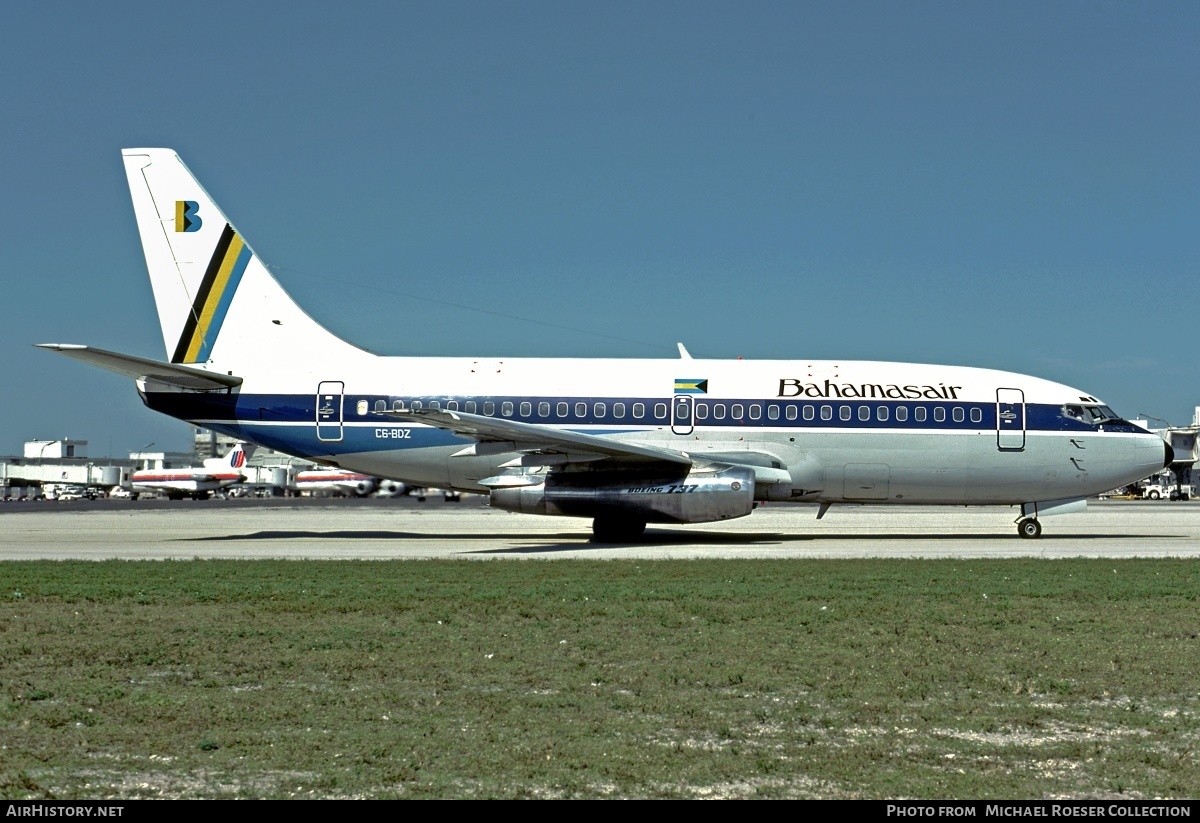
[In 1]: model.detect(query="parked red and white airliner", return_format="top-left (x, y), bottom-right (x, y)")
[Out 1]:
top-left (130, 442), bottom-right (252, 500)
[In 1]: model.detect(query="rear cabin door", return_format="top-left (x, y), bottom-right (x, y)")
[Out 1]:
top-left (316, 381), bottom-right (344, 442)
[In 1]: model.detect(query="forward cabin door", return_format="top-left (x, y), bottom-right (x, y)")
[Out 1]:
top-left (316, 381), bottom-right (344, 442)
top-left (996, 388), bottom-right (1026, 451)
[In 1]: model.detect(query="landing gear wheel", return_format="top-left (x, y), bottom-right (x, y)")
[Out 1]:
top-left (591, 517), bottom-right (647, 542)
top-left (1017, 517), bottom-right (1042, 539)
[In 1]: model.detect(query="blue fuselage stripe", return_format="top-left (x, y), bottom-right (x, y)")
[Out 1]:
top-left (143, 392), bottom-right (1131, 436)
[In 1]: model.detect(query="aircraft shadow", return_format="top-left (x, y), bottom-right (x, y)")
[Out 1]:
top-left (185, 529), bottom-right (1182, 555)
top-left (477, 532), bottom-right (1181, 554)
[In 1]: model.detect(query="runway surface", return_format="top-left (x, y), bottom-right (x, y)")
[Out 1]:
top-left (3, 497), bottom-right (1200, 559)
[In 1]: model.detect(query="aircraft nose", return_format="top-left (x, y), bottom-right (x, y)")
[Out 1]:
top-left (1164, 440), bottom-right (1175, 468)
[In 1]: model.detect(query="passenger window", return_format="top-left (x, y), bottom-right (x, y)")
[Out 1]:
top-left (411, 400), bottom-right (423, 411)
top-left (393, 400), bottom-right (406, 412)
top-left (501, 402), bottom-right (513, 416)
top-left (858, 406), bottom-right (870, 421)
top-left (575, 402), bottom-right (587, 417)
top-left (877, 406), bottom-right (888, 422)
top-left (786, 405), bottom-right (798, 421)
top-left (356, 399), bottom-right (368, 416)
top-left (749, 404), bottom-right (761, 420)
top-left (767, 405), bottom-right (780, 421)
top-left (465, 401), bottom-right (477, 414)
top-left (732, 404), bottom-right (744, 420)
top-left (970, 407), bottom-right (982, 424)
top-left (914, 407), bottom-right (926, 422)
top-left (952, 407), bottom-right (964, 423)
top-left (483, 401), bottom-right (494, 415)
top-left (714, 404), bottom-right (726, 420)
top-left (654, 403), bottom-right (667, 420)
top-left (840, 406), bottom-right (852, 421)
top-left (447, 401), bottom-right (459, 411)
top-left (895, 406), bottom-right (908, 422)
top-left (802, 405), bottom-right (813, 421)
top-left (520, 401), bottom-right (531, 417)
top-left (821, 405), bottom-right (833, 421)
top-left (613, 403), bottom-right (625, 418)
top-left (674, 399), bottom-right (689, 420)
top-left (934, 407), bottom-right (946, 423)
top-left (428, 401), bottom-right (441, 411)
top-left (633, 403), bottom-right (645, 418)
top-left (557, 402), bottom-right (568, 417)
top-left (595, 402), bottom-right (606, 417)
top-left (695, 403), bottom-right (708, 420)
top-left (374, 400), bottom-right (386, 413)
top-left (538, 402), bottom-right (550, 416)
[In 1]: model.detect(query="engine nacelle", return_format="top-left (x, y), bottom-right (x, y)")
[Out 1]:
top-left (489, 465), bottom-right (756, 524)
top-left (376, 480), bottom-right (405, 497)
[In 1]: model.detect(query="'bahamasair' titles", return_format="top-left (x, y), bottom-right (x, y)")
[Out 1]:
top-left (777, 379), bottom-right (964, 400)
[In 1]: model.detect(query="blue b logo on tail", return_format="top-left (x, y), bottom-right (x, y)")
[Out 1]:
top-left (175, 200), bottom-right (202, 232)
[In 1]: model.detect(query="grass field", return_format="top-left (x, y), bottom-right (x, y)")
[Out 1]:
top-left (2, 558), bottom-right (1199, 799)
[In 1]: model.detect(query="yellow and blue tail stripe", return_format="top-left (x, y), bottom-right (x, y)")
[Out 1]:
top-left (172, 224), bottom-right (252, 364)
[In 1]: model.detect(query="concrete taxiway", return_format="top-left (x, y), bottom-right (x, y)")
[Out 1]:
top-left (2, 498), bottom-right (1200, 559)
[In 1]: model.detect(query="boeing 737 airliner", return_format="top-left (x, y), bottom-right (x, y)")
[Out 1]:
top-left (39, 149), bottom-right (1171, 540)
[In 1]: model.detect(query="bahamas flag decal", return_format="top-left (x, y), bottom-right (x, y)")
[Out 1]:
top-left (172, 223), bottom-right (253, 364)
top-left (674, 378), bottom-right (708, 394)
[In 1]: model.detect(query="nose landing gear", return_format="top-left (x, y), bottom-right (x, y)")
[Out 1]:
top-left (1016, 517), bottom-right (1042, 539)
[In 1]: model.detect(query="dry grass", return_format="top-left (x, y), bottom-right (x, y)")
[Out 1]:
top-left (2, 559), bottom-right (1199, 798)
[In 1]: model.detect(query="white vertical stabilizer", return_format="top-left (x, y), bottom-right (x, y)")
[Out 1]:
top-left (121, 148), bottom-right (368, 367)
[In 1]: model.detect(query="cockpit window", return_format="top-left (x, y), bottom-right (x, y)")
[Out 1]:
top-left (1064, 404), bottom-right (1123, 424)
top-left (1086, 405), bottom-right (1120, 422)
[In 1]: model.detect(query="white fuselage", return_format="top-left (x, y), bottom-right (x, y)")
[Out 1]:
top-left (142, 354), bottom-right (1167, 508)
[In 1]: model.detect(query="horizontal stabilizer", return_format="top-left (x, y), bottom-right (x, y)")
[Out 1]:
top-left (36, 344), bottom-right (242, 391)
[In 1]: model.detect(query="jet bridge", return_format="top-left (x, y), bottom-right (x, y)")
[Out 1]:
top-left (1135, 410), bottom-right (1200, 500)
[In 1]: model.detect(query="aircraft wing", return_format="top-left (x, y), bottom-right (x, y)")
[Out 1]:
top-left (37, 344), bottom-right (243, 391)
top-left (386, 409), bottom-right (693, 466)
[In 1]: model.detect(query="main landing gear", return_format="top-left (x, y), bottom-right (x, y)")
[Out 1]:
top-left (1016, 517), bottom-right (1042, 539)
top-left (591, 516), bottom-right (647, 543)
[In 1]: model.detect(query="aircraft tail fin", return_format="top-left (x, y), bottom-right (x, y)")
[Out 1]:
top-left (121, 149), bottom-right (367, 366)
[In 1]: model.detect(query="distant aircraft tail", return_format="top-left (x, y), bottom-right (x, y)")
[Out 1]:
top-left (202, 441), bottom-right (256, 472)
top-left (121, 149), bottom-right (367, 367)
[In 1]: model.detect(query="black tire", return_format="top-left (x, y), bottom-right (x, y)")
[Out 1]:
top-left (1017, 517), bottom-right (1042, 539)
top-left (1149, 490), bottom-right (1161, 500)
top-left (592, 517), bottom-right (647, 543)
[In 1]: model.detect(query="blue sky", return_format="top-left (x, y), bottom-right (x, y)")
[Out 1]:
top-left (2, 1), bottom-right (1197, 456)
